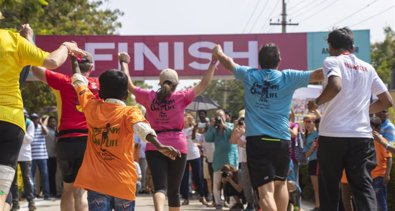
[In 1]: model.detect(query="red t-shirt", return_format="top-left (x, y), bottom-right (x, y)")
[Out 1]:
top-left (45, 70), bottom-right (99, 138)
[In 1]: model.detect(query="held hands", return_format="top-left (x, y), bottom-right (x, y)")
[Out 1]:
top-left (212, 44), bottom-right (223, 58)
top-left (62, 41), bottom-right (86, 58)
top-left (158, 145), bottom-right (181, 160)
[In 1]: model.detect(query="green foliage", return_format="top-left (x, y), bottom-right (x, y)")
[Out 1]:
top-left (0, 0), bottom-right (123, 35)
top-left (204, 79), bottom-right (245, 117)
top-left (21, 81), bottom-right (56, 114)
top-left (371, 27), bottom-right (395, 85)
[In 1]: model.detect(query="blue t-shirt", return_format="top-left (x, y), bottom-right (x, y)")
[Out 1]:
top-left (303, 130), bottom-right (319, 161)
top-left (380, 119), bottom-right (395, 143)
top-left (234, 66), bottom-right (311, 140)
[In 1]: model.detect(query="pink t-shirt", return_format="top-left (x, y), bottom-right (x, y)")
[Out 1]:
top-left (134, 87), bottom-right (195, 153)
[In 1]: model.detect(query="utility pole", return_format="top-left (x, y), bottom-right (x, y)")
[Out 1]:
top-left (270, 0), bottom-right (298, 33)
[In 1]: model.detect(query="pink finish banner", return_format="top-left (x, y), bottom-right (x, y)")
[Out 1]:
top-left (35, 34), bottom-right (307, 79)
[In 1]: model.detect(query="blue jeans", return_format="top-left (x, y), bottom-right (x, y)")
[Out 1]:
top-left (32, 159), bottom-right (50, 198)
top-left (88, 190), bottom-right (135, 211)
top-left (373, 177), bottom-right (387, 211)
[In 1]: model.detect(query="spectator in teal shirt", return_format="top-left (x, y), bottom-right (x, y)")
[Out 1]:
top-left (205, 109), bottom-right (237, 210)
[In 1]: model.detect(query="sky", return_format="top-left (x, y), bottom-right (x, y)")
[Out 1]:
top-left (103, 0), bottom-right (395, 89)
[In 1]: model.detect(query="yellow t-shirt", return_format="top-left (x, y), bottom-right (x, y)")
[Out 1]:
top-left (73, 85), bottom-right (146, 200)
top-left (0, 29), bottom-right (49, 131)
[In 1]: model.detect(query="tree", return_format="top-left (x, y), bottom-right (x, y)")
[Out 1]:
top-left (0, 0), bottom-right (123, 35)
top-left (371, 27), bottom-right (395, 85)
top-left (0, 0), bottom-right (124, 113)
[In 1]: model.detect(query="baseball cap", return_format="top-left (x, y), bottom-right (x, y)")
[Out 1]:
top-left (23, 109), bottom-right (29, 117)
top-left (30, 113), bottom-right (39, 119)
top-left (159, 68), bottom-right (178, 85)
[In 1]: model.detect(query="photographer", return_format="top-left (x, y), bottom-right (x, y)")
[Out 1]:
top-left (221, 165), bottom-right (244, 211)
top-left (230, 110), bottom-right (255, 211)
top-left (205, 109), bottom-right (238, 210)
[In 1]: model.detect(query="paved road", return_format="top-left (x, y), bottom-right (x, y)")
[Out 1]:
top-left (16, 195), bottom-right (315, 210)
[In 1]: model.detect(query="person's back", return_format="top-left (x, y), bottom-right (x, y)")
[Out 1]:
top-left (74, 97), bottom-right (142, 200)
top-left (0, 29), bottom-right (49, 131)
top-left (319, 54), bottom-right (377, 137)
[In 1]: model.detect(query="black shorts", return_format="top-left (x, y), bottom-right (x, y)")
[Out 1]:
top-left (246, 135), bottom-right (290, 188)
top-left (0, 121), bottom-right (24, 169)
top-left (308, 159), bottom-right (319, 176)
top-left (56, 136), bottom-right (87, 183)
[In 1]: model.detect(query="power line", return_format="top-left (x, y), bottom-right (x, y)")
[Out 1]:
top-left (288, 0), bottom-right (314, 13)
top-left (329, 0), bottom-right (378, 27)
top-left (291, 0), bottom-right (326, 18)
top-left (298, 0), bottom-right (341, 23)
top-left (350, 4), bottom-right (395, 27)
top-left (259, 0), bottom-right (281, 32)
top-left (248, 0), bottom-right (270, 33)
top-left (242, 0), bottom-right (262, 33)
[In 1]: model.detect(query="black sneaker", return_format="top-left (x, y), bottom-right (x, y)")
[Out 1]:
top-left (11, 201), bottom-right (20, 210)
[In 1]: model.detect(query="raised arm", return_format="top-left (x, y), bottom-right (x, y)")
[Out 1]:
top-left (30, 66), bottom-right (47, 83)
top-left (119, 52), bottom-right (138, 94)
top-left (192, 54), bottom-right (218, 96)
top-left (309, 68), bottom-right (324, 83)
top-left (19, 24), bottom-right (85, 70)
top-left (71, 55), bottom-right (81, 74)
top-left (212, 44), bottom-right (238, 72)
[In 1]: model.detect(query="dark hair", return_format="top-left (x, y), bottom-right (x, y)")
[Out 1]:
top-left (327, 27), bottom-right (354, 51)
top-left (156, 81), bottom-right (177, 102)
top-left (258, 43), bottom-right (281, 69)
top-left (79, 61), bottom-right (93, 73)
top-left (99, 69), bottom-right (128, 100)
top-left (48, 116), bottom-right (57, 121)
top-left (370, 116), bottom-right (382, 130)
top-left (198, 110), bottom-right (207, 115)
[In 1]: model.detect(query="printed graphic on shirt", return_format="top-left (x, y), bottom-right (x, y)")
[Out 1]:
top-left (92, 123), bottom-right (120, 161)
top-left (150, 97), bottom-right (176, 122)
top-left (249, 80), bottom-right (279, 108)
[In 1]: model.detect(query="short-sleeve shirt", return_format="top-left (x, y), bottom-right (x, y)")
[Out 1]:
top-left (303, 130), bottom-right (319, 161)
top-left (73, 85), bottom-right (146, 201)
top-left (234, 66), bottom-right (311, 140)
top-left (380, 119), bottom-right (395, 143)
top-left (372, 137), bottom-right (392, 179)
top-left (0, 30), bottom-right (49, 131)
top-left (134, 88), bottom-right (195, 153)
top-left (45, 70), bottom-right (99, 138)
top-left (319, 54), bottom-right (388, 138)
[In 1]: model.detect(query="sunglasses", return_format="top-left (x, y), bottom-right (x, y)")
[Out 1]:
top-left (304, 120), bottom-right (313, 124)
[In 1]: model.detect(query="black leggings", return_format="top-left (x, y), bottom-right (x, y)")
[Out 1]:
top-left (146, 151), bottom-right (186, 207)
top-left (0, 121), bottom-right (24, 169)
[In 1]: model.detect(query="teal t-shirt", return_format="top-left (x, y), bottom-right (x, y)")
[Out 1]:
top-left (303, 130), bottom-right (319, 160)
top-left (234, 66), bottom-right (311, 140)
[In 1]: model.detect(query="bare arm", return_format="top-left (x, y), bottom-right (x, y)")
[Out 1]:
top-left (212, 44), bottom-right (238, 72)
top-left (309, 68), bottom-right (324, 83)
top-left (71, 55), bottom-right (81, 74)
top-left (369, 91), bottom-right (393, 114)
top-left (19, 24), bottom-right (85, 70)
top-left (192, 55), bottom-right (218, 96)
top-left (308, 75), bottom-right (342, 110)
top-left (30, 66), bottom-right (47, 83)
top-left (119, 52), bottom-right (138, 94)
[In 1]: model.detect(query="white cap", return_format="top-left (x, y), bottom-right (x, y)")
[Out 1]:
top-left (159, 68), bottom-right (179, 85)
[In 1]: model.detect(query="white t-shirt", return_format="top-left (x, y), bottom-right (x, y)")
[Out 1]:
top-left (238, 135), bottom-right (247, 163)
top-left (196, 133), bottom-right (215, 163)
top-left (183, 127), bottom-right (201, 160)
top-left (319, 54), bottom-right (387, 138)
top-left (18, 119), bottom-right (35, 162)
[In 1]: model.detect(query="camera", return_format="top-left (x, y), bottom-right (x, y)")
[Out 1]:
top-left (214, 116), bottom-right (222, 128)
top-left (238, 117), bottom-right (245, 126)
top-left (222, 170), bottom-right (230, 178)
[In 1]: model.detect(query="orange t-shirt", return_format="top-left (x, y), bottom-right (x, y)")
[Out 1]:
top-left (73, 85), bottom-right (146, 200)
top-left (372, 139), bottom-right (392, 179)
